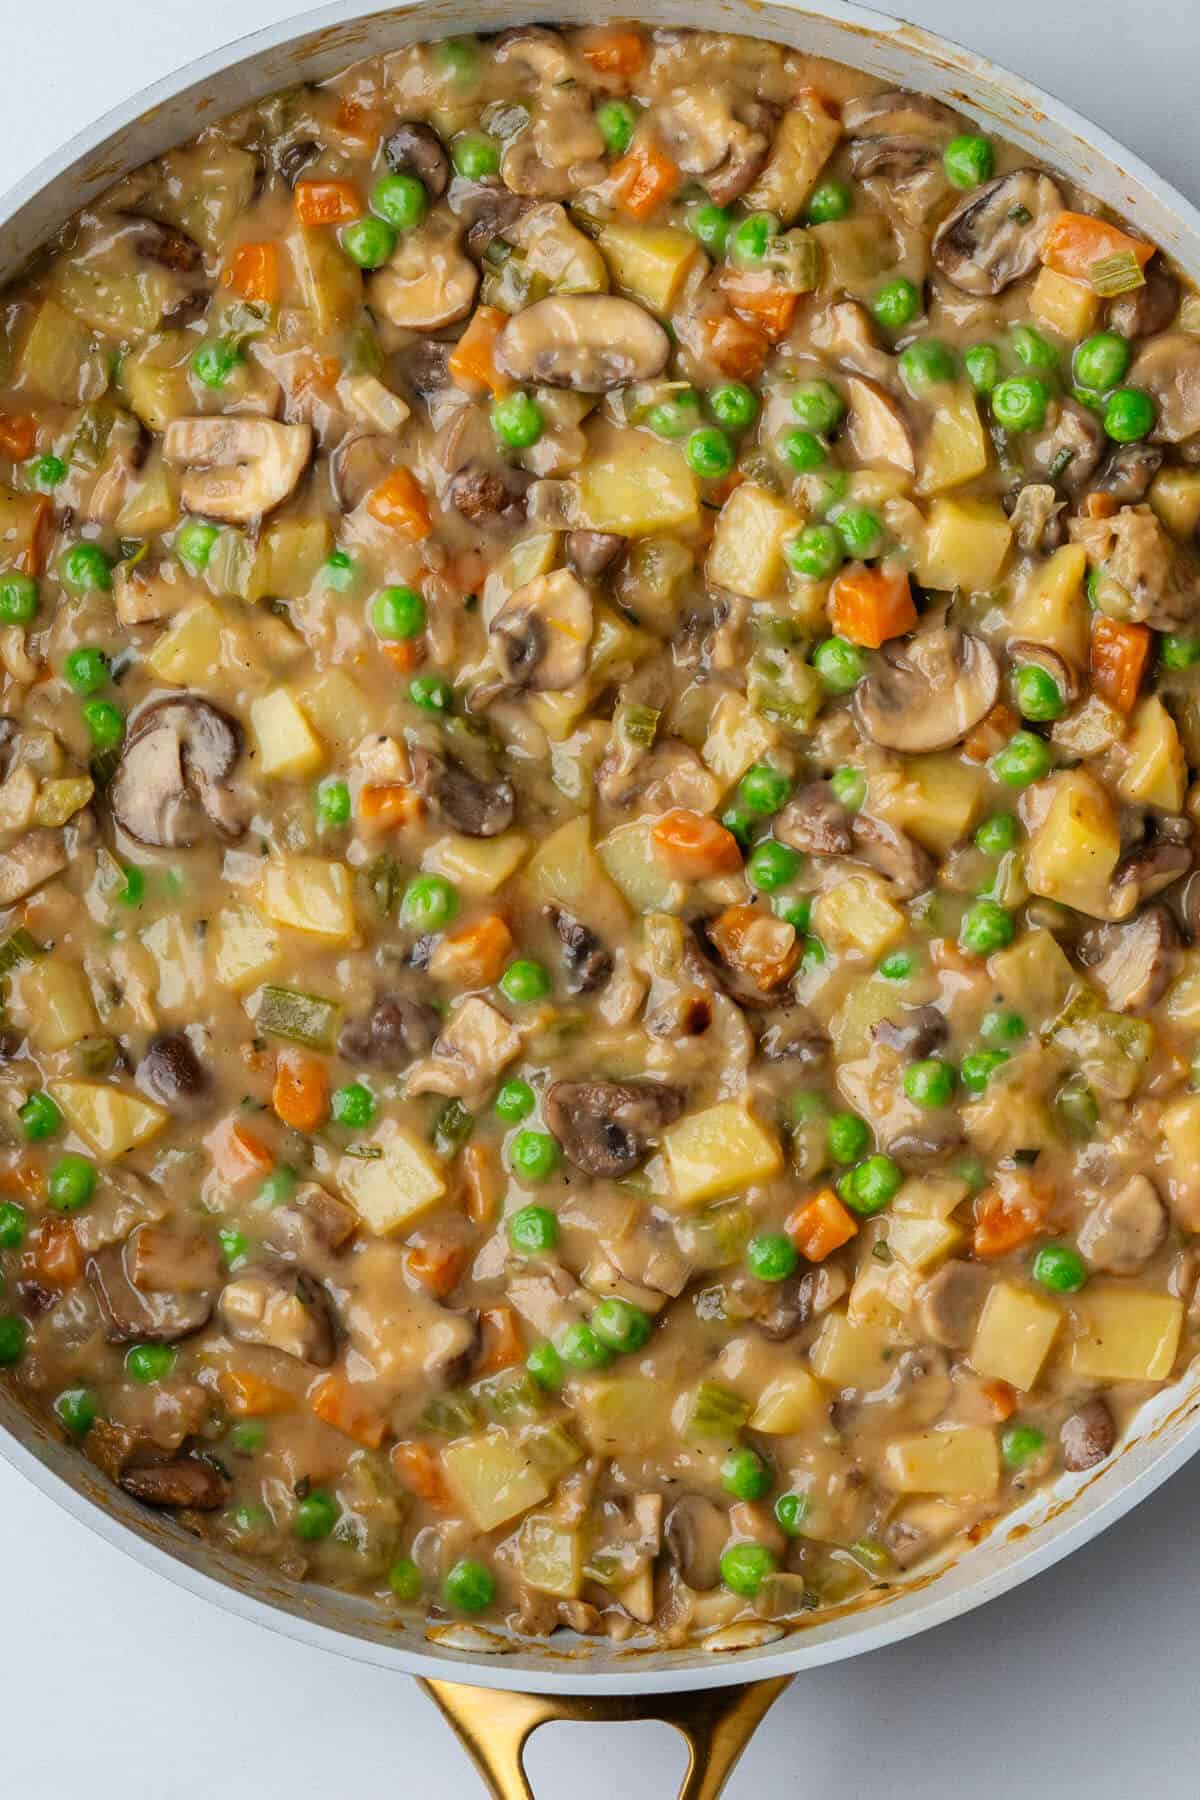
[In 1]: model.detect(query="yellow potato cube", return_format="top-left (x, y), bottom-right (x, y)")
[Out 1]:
top-left (1150, 465), bottom-right (1200, 539)
top-left (743, 93), bottom-right (843, 222)
top-left (596, 220), bottom-right (700, 313)
top-left (442, 1432), bottom-right (550, 1533)
top-left (809, 1312), bottom-right (893, 1389)
top-left (706, 485), bottom-right (804, 601)
top-left (527, 685), bottom-right (592, 743)
top-left (523, 815), bottom-right (630, 939)
top-left (828, 976), bottom-right (899, 1059)
top-left (337, 1118), bottom-right (446, 1234)
top-left (517, 1515), bottom-right (583, 1599)
top-left (987, 929), bottom-right (1077, 1018)
top-left (1068, 1287), bottom-right (1183, 1382)
top-left (916, 386), bottom-right (989, 497)
top-left (970, 1282), bottom-right (1062, 1391)
top-left (293, 669), bottom-right (368, 752)
top-left (1165, 950), bottom-right (1200, 1031)
top-left (886, 1214), bottom-right (962, 1272)
top-left (250, 690), bottom-right (326, 780)
top-left (574, 1377), bottom-right (675, 1454)
top-left (598, 819), bottom-right (684, 914)
top-left (1029, 265), bottom-right (1100, 338)
top-left (1117, 696), bottom-right (1186, 812)
top-left (578, 441), bottom-right (698, 536)
top-left (259, 857), bottom-right (357, 944)
top-left (423, 832), bottom-right (529, 897)
top-left (813, 874), bottom-right (905, 960)
top-left (1024, 770), bottom-right (1121, 919)
top-left (209, 906), bottom-right (282, 994)
top-left (918, 497), bottom-right (1013, 593)
top-left (18, 960), bottom-right (98, 1051)
top-left (750, 1371), bottom-right (827, 1434)
top-left (870, 755), bottom-right (988, 859)
top-left (1007, 545), bottom-right (1090, 665)
top-left (882, 1427), bottom-right (1000, 1499)
top-left (701, 690), bottom-right (779, 788)
top-left (144, 601), bottom-right (224, 686)
top-left (52, 1080), bottom-right (169, 1160)
top-left (663, 1102), bottom-right (782, 1207)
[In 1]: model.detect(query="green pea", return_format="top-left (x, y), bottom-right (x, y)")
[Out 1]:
top-left (0, 572), bottom-right (37, 624)
top-left (960, 898), bottom-right (1015, 956)
top-left (903, 1058), bottom-right (956, 1109)
top-left (688, 203), bottom-right (733, 256)
top-left (774, 1491), bottom-right (810, 1535)
top-left (708, 382), bottom-right (759, 431)
top-left (721, 803), bottom-right (755, 849)
top-left (54, 1387), bottom-right (97, 1436)
top-left (323, 549), bottom-right (357, 591)
top-left (331, 1082), bottom-right (375, 1128)
top-left (126, 1343), bottom-right (176, 1383)
top-left (974, 812), bottom-right (1020, 855)
top-left (388, 1557), bottom-right (423, 1601)
top-left (1104, 387), bottom-right (1156, 442)
top-left (983, 1010), bottom-right (1026, 1044)
top-left (409, 673), bottom-right (453, 713)
top-left (898, 339), bottom-right (956, 393)
top-left (992, 730), bottom-right (1052, 786)
top-left (1161, 634), bottom-right (1200, 670)
top-left (944, 133), bottom-right (995, 188)
top-left (747, 840), bottom-right (803, 892)
top-left (340, 216), bottom-right (396, 268)
top-left (556, 1320), bottom-right (613, 1372)
top-left (444, 1558), bottom-right (496, 1613)
top-left (0, 1316), bottom-right (27, 1367)
top-left (872, 277), bottom-right (921, 330)
top-left (491, 390), bottom-right (543, 449)
top-left (82, 699), bottom-right (124, 749)
top-left (436, 37), bottom-right (480, 86)
top-left (400, 874), bottom-right (459, 931)
top-left (372, 172), bottom-right (428, 231)
top-left (499, 958), bottom-right (552, 1005)
top-left (879, 951), bottom-right (917, 983)
top-left (371, 584), bottom-right (426, 641)
top-left (746, 1232), bottom-right (798, 1283)
top-left (844, 1154), bottom-right (902, 1216)
top-left (721, 1447), bottom-right (773, 1502)
top-left (806, 180), bottom-right (852, 224)
top-left (1001, 1424), bottom-right (1046, 1469)
top-left (964, 343), bottom-right (1001, 395)
top-left (686, 426), bottom-right (735, 479)
top-left (719, 1542), bottom-right (777, 1598)
top-left (778, 428), bottom-right (827, 474)
top-left (595, 99), bottom-right (637, 156)
top-left (1013, 663), bottom-right (1065, 722)
top-left (1010, 325), bottom-right (1059, 374)
top-left (451, 130), bottom-right (500, 179)
top-left (0, 1201), bottom-right (27, 1249)
top-left (315, 779), bottom-right (351, 829)
top-left (1057, 1077), bottom-right (1099, 1140)
top-left (828, 1111), bottom-right (869, 1163)
top-left (812, 632), bottom-right (864, 691)
top-left (218, 1227), bottom-right (248, 1267)
top-left (27, 453), bottom-right (66, 490)
top-left (175, 519), bottom-right (218, 573)
top-left (509, 1129), bottom-right (560, 1184)
top-left (802, 935), bottom-right (827, 970)
top-left (527, 1341), bottom-right (564, 1390)
top-left (508, 1203), bottom-right (558, 1256)
top-left (257, 1166), bottom-right (298, 1208)
top-left (991, 376), bottom-right (1051, 433)
top-left (47, 1153), bottom-right (96, 1212)
top-left (192, 338), bottom-right (242, 389)
top-left (1074, 331), bottom-right (1131, 394)
top-left (294, 1490), bottom-right (339, 1541)
top-left (19, 1092), bottom-right (61, 1141)
top-left (591, 1296), bottom-right (652, 1354)
top-left (64, 646), bottom-right (108, 694)
top-left (646, 390), bottom-right (701, 440)
top-left (730, 212), bottom-right (778, 268)
top-left (738, 763), bottom-right (791, 817)
top-left (830, 766), bottom-right (866, 811)
top-left (833, 505), bottom-right (884, 559)
top-left (774, 894), bottom-right (812, 932)
top-left (495, 1078), bottom-right (536, 1123)
top-left (59, 543), bottom-right (112, 592)
top-left (791, 379), bottom-right (846, 433)
top-left (230, 1421), bottom-right (266, 1454)
top-left (1032, 1243), bottom-right (1087, 1293)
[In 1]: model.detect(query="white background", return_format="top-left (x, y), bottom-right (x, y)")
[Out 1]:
top-left (2, 1), bottom-right (1199, 1793)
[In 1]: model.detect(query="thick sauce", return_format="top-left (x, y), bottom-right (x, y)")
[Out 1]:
top-left (1, 23), bottom-right (1200, 1645)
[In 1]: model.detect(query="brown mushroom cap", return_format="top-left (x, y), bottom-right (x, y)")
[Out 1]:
top-left (1077, 904), bottom-right (1179, 1011)
top-left (497, 296), bottom-right (670, 392)
top-left (383, 121), bottom-right (450, 197)
top-left (843, 89), bottom-right (962, 178)
top-left (1076, 1175), bottom-right (1167, 1273)
top-left (120, 1455), bottom-right (228, 1510)
top-left (408, 746), bottom-right (515, 838)
top-left (544, 1079), bottom-right (686, 1177)
top-left (162, 417), bottom-right (312, 523)
top-left (856, 622), bottom-right (999, 753)
top-left (109, 696), bottom-right (244, 849)
top-left (1129, 332), bottom-right (1200, 446)
top-left (489, 568), bottom-right (594, 691)
top-left (87, 1243), bottom-right (214, 1344)
top-left (932, 168), bottom-right (1063, 295)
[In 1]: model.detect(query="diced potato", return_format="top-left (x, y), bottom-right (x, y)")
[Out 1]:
top-left (144, 601), bottom-right (225, 686)
top-left (706, 485), bottom-right (804, 601)
top-left (526, 685), bottom-right (592, 743)
top-left (1029, 265), bottom-right (1100, 338)
top-left (886, 1178), bottom-right (968, 1273)
top-left (1024, 770), bottom-right (1121, 919)
top-left (1165, 950), bottom-right (1200, 1031)
top-left (869, 754), bottom-right (988, 858)
top-left (517, 1515), bottom-right (583, 1598)
top-left (209, 906), bottom-right (282, 993)
top-left (1150, 465), bottom-right (1200, 539)
top-left (289, 669), bottom-right (366, 754)
top-left (17, 960), bottom-right (98, 1051)
top-left (52, 252), bottom-right (169, 342)
top-left (1117, 696), bottom-right (1186, 812)
top-left (916, 385), bottom-right (989, 497)
top-left (750, 1370), bottom-right (828, 1434)
top-left (574, 1377), bottom-right (674, 1454)
top-left (847, 1255), bottom-right (918, 1326)
top-left (423, 832), bottom-right (529, 896)
top-left (814, 874), bottom-right (905, 960)
top-left (809, 1312), bottom-right (893, 1388)
top-left (663, 1101), bottom-right (783, 1207)
top-left (250, 691), bottom-right (326, 780)
top-left (115, 454), bottom-right (179, 537)
top-left (337, 1118), bottom-right (446, 1234)
top-left (701, 689), bottom-right (778, 788)
top-left (481, 531), bottom-right (559, 618)
top-left (828, 976), bottom-right (899, 1059)
top-left (809, 216), bottom-right (897, 289)
top-left (140, 915), bottom-right (205, 1013)
top-left (743, 93), bottom-right (843, 222)
top-left (33, 776), bottom-right (94, 828)
top-left (1161, 1093), bottom-right (1200, 1228)
top-left (1006, 545), bottom-right (1090, 665)
top-left (442, 1431), bottom-right (549, 1532)
top-left (970, 1282), bottom-right (1062, 1391)
top-left (259, 856), bottom-right (357, 943)
top-left (119, 331), bottom-right (194, 431)
top-left (597, 221), bottom-right (700, 313)
top-left (291, 225), bottom-right (363, 334)
top-left (1067, 1287), bottom-right (1183, 1382)
top-left (51, 1080), bottom-right (169, 1160)
top-left (881, 1427), bottom-right (1000, 1498)
top-left (578, 440), bottom-right (698, 536)
top-left (523, 815), bottom-right (630, 938)
top-left (988, 929), bottom-right (1077, 1018)
top-left (245, 518), bottom-right (332, 603)
top-left (160, 143), bottom-right (258, 252)
top-left (918, 497), bottom-right (1013, 593)
top-left (18, 298), bottom-right (105, 403)
top-left (597, 819), bottom-right (684, 914)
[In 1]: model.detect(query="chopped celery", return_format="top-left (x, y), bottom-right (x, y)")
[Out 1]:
top-left (256, 984), bottom-right (341, 1051)
top-left (682, 1380), bottom-right (751, 1443)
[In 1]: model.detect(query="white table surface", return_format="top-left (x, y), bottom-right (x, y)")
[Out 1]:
top-left (3, 1), bottom-right (1199, 1792)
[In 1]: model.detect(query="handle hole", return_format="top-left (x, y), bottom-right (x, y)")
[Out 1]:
top-left (522, 1720), bottom-right (689, 1799)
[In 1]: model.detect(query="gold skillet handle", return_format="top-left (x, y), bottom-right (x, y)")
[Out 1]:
top-left (420, 1674), bottom-right (791, 1800)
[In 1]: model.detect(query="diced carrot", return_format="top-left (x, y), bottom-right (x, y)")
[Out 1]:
top-left (448, 306), bottom-right (513, 396)
top-left (309, 1370), bottom-right (386, 1448)
top-left (829, 562), bottom-right (917, 649)
top-left (964, 701), bottom-right (1020, 763)
top-left (1082, 491), bottom-right (1120, 520)
top-left (460, 1143), bottom-right (499, 1228)
top-left (359, 783), bottom-right (423, 831)
top-left (294, 178), bottom-right (362, 226)
top-left (0, 413), bottom-right (36, 460)
top-left (218, 1369), bottom-right (296, 1417)
top-left (272, 1048), bottom-right (329, 1133)
top-left (718, 271), bottom-right (799, 342)
top-left (333, 98), bottom-right (386, 145)
top-left (612, 139), bottom-right (682, 221)
top-left (973, 1176), bottom-right (1051, 1259)
top-left (703, 312), bottom-right (770, 382)
top-left (0, 1152), bottom-right (44, 1197)
top-left (406, 1238), bottom-right (470, 1300)
top-left (1041, 211), bottom-right (1154, 287)
top-left (1090, 613), bottom-right (1150, 714)
top-left (651, 808), bottom-right (743, 881)
top-left (579, 26), bottom-right (645, 77)
top-left (366, 467), bottom-right (433, 541)
top-left (292, 352), bottom-right (341, 395)
top-left (785, 1187), bottom-right (859, 1262)
top-left (706, 902), bottom-right (801, 992)
top-left (379, 639), bottom-right (423, 675)
top-left (930, 937), bottom-right (979, 977)
top-left (476, 1305), bottom-right (524, 1374)
top-left (429, 914), bottom-right (514, 988)
top-left (981, 1379), bottom-right (1018, 1422)
top-left (224, 242), bottom-right (281, 306)
top-left (207, 1116), bottom-right (275, 1185)
top-left (391, 1440), bottom-right (450, 1507)
top-left (25, 1217), bottom-right (83, 1289)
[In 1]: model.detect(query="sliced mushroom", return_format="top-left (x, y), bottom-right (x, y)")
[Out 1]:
top-left (114, 556), bottom-right (198, 627)
top-left (397, 339), bottom-right (453, 402)
top-left (551, 908), bottom-right (614, 993)
top-left (1095, 441), bottom-right (1164, 505)
top-left (489, 568), bottom-right (593, 691)
top-left (932, 168), bottom-right (1063, 295)
top-left (330, 432), bottom-right (397, 511)
top-left (369, 212), bottom-right (479, 331)
top-left (277, 138), bottom-right (320, 186)
top-left (1032, 397), bottom-right (1105, 493)
top-left (845, 375), bottom-right (915, 473)
top-left (408, 746), bottom-right (515, 837)
top-left (218, 1266), bottom-right (336, 1365)
top-left (162, 417), bottom-right (312, 522)
top-left (872, 1003), bottom-right (947, 1058)
top-left (596, 738), bottom-right (720, 814)
top-left (807, 299), bottom-right (891, 382)
top-left (565, 530), bottom-right (626, 581)
top-left (1060, 1399), bottom-right (1116, 1472)
top-left (120, 1455), bottom-right (228, 1511)
top-left (774, 781), bottom-right (854, 857)
top-left (843, 90), bottom-right (961, 178)
top-left (543, 1079), bottom-right (686, 1178)
top-left (136, 1032), bottom-right (211, 1108)
top-left (857, 621), bottom-right (999, 753)
top-left (265, 1181), bottom-right (359, 1259)
top-left (119, 212), bottom-right (204, 273)
top-left (109, 696), bottom-right (243, 849)
top-left (1008, 482), bottom-right (1066, 554)
top-left (1109, 262), bottom-right (1180, 339)
top-left (450, 177), bottom-right (531, 261)
top-left (916, 1259), bottom-right (991, 1348)
top-left (127, 1224), bottom-right (221, 1294)
top-left (656, 90), bottom-right (774, 207)
top-left (406, 997), bottom-right (522, 1104)
top-left (1108, 835), bottom-right (1192, 918)
top-left (851, 813), bottom-right (934, 898)
top-left (1077, 1175), bottom-right (1167, 1274)
top-left (664, 1494), bottom-right (727, 1591)
top-left (496, 297), bottom-right (669, 392)
top-left (1129, 333), bottom-right (1200, 449)
top-left (87, 1243), bottom-right (214, 1344)
top-left (383, 121), bottom-right (450, 197)
top-left (756, 1266), bottom-right (847, 1341)
top-left (448, 463), bottom-right (528, 528)
top-left (1076, 905), bottom-right (1179, 1011)
top-left (339, 991), bottom-right (441, 1068)
top-left (0, 827), bottom-right (67, 904)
